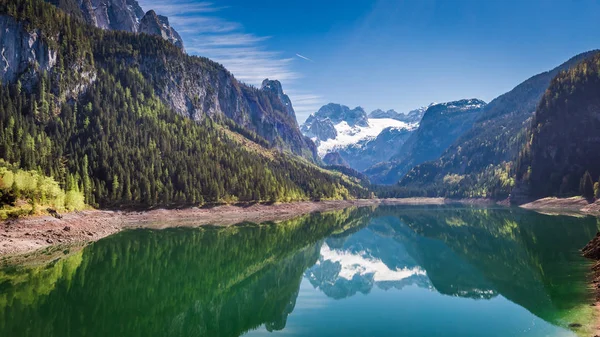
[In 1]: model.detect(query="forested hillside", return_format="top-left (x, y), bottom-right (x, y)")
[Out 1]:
top-left (396, 51), bottom-right (598, 199)
top-left (516, 51), bottom-right (600, 199)
top-left (0, 0), bottom-right (369, 209)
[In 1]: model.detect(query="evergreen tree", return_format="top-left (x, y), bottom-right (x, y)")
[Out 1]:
top-left (580, 171), bottom-right (594, 200)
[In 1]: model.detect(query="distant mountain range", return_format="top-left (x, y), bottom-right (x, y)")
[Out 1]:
top-left (301, 103), bottom-right (426, 171)
top-left (369, 106), bottom-right (429, 124)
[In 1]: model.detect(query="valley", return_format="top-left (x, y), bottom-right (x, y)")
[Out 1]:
top-left (1, 0), bottom-right (600, 336)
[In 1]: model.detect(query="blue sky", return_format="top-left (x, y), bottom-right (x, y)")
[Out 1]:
top-left (137, 0), bottom-right (600, 123)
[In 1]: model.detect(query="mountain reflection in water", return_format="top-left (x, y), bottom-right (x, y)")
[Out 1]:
top-left (0, 206), bottom-right (597, 337)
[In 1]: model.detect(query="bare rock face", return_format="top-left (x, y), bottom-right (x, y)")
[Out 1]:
top-left (0, 14), bottom-right (95, 99)
top-left (78, 0), bottom-right (144, 32)
top-left (261, 79), bottom-right (297, 124)
top-left (139, 10), bottom-right (185, 51)
top-left (0, 15), bottom-right (57, 86)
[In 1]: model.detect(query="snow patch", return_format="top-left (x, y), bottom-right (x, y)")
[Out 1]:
top-left (317, 118), bottom-right (416, 157)
top-left (319, 243), bottom-right (426, 282)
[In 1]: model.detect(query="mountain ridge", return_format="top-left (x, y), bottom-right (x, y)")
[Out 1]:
top-left (397, 50), bottom-right (599, 199)
top-left (366, 99), bottom-right (486, 184)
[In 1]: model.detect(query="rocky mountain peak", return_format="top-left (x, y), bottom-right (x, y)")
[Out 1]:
top-left (314, 103), bottom-right (369, 127)
top-left (261, 78), bottom-right (297, 122)
top-left (369, 109), bottom-right (399, 119)
top-left (369, 105), bottom-right (431, 124)
top-left (139, 10), bottom-right (185, 51)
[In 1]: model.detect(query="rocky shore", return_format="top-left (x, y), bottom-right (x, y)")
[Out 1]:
top-left (0, 198), bottom-right (485, 257)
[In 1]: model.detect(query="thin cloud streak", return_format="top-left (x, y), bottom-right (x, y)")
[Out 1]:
top-left (137, 0), bottom-right (299, 85)
top-left (296, 53), bottom-right (314, 62)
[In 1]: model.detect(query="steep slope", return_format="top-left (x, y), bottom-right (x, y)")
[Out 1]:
top-left (94, 34), bottom-right (316, 159)
top-left (515, 51), bottom-right (600, 200)
top-left (398, 51), bottom-right (598, 198)
top-left (366, 99), bottom-right (486, 184)
top-left (0, 0), bottom-right (367, 207)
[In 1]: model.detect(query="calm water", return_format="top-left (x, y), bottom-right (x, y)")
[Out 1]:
top-left (0, 206), bottom-right (598, 337)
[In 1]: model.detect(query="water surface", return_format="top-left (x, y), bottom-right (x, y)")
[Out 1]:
top-left (0, 206), bottom-right (598, 336)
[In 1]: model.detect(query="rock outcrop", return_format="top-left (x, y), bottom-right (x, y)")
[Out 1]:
top-left (139, 10), bottom-right (184, 51)
top-left (78, 0), bottom-right (144, 32)
top-left (261, 79), bottom-right (297, 123)
top-left (0, 15), bottom-right (57, 86)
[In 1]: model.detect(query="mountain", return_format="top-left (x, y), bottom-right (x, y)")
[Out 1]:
top-left (44, 0), bottom-right (185, 50)
top-left (515, 51), bottom-right (600, 200)
top-left (307, 103), bottom-right (369, 127)
top-left (261, 79), bottom-right (297, 124)
top-left (366, 99), bottom-right (486, 184)
top-left (305, 225), bottom-right (430, 300)
top-left (0, 0), bottom-right (369, 208)
top-left (397, 51), bottom-right (598, 199)
top-left (335, 126), bottom-right (414, 171)
top-left (139, 10), bottom-right (184, 51)
top-left (301, 103), bottom-right (419, 171)
top-left (76, 0), bottom-right (145, 32)
top-left (369, 105), bottom-right (429, 124)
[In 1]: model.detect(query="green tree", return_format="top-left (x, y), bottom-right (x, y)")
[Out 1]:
top-left (580, 171), bottom-right (594, 200)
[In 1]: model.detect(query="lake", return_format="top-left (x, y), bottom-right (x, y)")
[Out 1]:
top-left (0, 205), bottom-right (598, 336)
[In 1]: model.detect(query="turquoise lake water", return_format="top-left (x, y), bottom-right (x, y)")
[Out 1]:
top-left (0, 206), bottom-right (597, 336)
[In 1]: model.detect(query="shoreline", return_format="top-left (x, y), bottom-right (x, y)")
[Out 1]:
top-left (522, 197), bottom-right (600, 332)
top-left (520, 197), bottom-right (600, 217)
top-left (0, 198), bottom-right (490, 258)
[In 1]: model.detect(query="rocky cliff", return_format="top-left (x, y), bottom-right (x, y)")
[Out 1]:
top-left (0, 15), bottom-right (57, 85)
top-left (261, 79), bottom-right (297, 124)
top-left (0, 14), bottom-right (95, 99)
top-left (77, 0), bottom-right (144, 32)
top-left (2, 0), bottom-right (317, 160)
top-left (98, 40), bottom-right (317, 158)
top-left (45, 0), bottom-right (185, 50)
top-left (139, 10), bottom-right (184, 51)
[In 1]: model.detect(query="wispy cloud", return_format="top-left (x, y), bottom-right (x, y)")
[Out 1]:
top-left (295, 53), bottom-right (314, 62)
top-left (136, 0), bottom-right (299, 84)
top-left (137, 0), bottom-right (323, 123)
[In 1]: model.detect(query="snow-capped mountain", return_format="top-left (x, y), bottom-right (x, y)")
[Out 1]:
top-left (305, 227), bottom-right (431, 300)
top-left (301, 103), bottom-right (429, 171)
